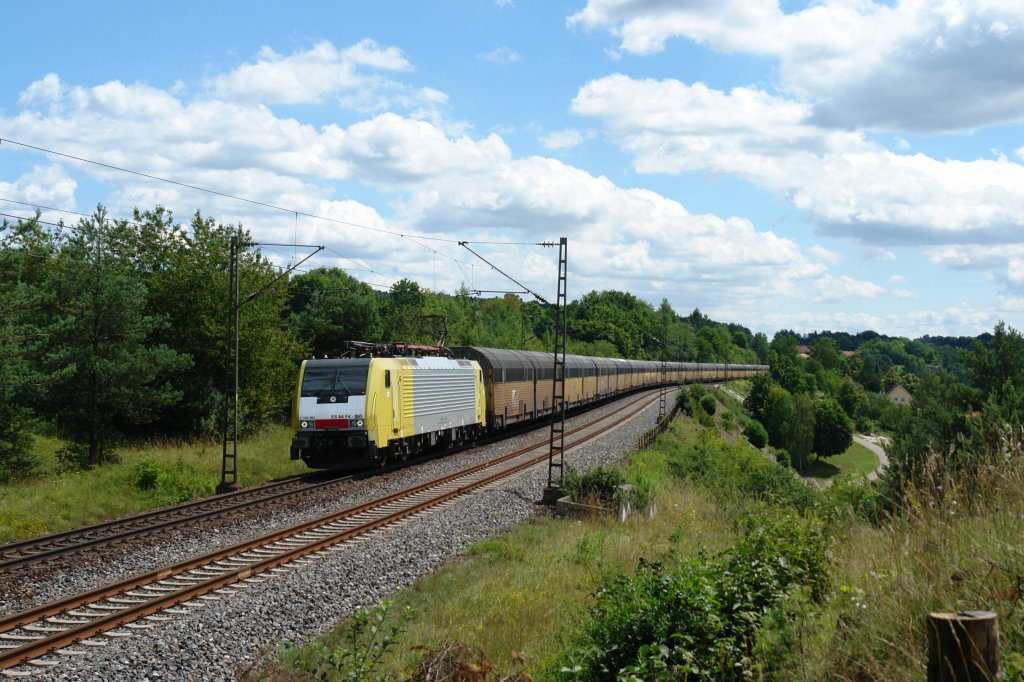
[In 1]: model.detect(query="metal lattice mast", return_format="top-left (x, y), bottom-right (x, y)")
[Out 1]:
top-left (545, 237), bottom-right (568, 496)
top-left (218, 234), bottom-right (241, 494)
top-left (218, 237), bottom-right (323, 495)
top-left (658, 314), bottom-right (668, 423)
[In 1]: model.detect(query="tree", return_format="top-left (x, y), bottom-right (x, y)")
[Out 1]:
top-left (381, 278), bottom-right (426, 343)
top-left (810, 336), bottom-right (846, 372)
top-left (0, 215), bottom-right (53, 479)
top-left (119, 209), bottom-right (302, 436)
top-left (813, 398), bottom-right (854, 458)
top-left (0, 284), bottom-right (36, 480)
top-left (964, 321), bottom-right (1024, 423)
top-left (289, 267), bottom-right (382, 355)
top-left (744, 373), bottom-right (775, 421)
top-left (752, 332), bottom-right (770, 364)
top-left (769, 346), bottom-right (806, 395)
top-left (37, 208), bottom-right (190, 467)
top-left (787, 393), bottom-right (816, 471)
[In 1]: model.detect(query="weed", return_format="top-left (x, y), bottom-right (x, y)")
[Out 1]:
top-left (283, 601), bottom-right (413, 682)
top-left (130, 456), bottom-right (160, 490)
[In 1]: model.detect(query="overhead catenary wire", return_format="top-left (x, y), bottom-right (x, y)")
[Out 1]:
top-left (1, 154), bottom-right (522, 291)
top-left (0, 137), bottom-right (548, 247)
top-left (459, 240), bottom-right (552, 305)
top-left (1, 201), bottom-right (406, 290)
top-left (2, 139), bottom-right (561, 297)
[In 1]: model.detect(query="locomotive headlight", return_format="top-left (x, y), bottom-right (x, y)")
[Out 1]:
top-left (300, 420), bottom-right (309, 428)
top-left (356, 419), bottom-right (364, 427)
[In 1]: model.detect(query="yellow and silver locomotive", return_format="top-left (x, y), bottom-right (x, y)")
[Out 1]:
top-left (291, 347), bottom-right (485, 470)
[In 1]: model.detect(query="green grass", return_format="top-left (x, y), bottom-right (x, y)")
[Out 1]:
top-left (0, 426), bottom-right (307, 543)
top-left (804, 440), bottom-right (880, 481)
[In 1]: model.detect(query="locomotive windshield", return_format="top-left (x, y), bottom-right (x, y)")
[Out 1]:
top-left (300, 360), bottom-right (370, 397)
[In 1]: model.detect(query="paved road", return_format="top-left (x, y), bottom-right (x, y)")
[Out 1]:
top-left (855, 434), bottom-right (890, 481)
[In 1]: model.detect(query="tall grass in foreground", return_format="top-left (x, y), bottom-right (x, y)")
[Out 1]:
top-left (799, 429), bottom-right (1024, 681)
top-left (0, 426), bottom-right (305, 542)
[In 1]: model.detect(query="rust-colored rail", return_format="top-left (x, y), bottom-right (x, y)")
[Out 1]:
top-left (0, 390), bottom-right (660, 672)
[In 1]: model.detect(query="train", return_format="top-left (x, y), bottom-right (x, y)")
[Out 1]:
top-left (290, 343), bottom-right (768, 470)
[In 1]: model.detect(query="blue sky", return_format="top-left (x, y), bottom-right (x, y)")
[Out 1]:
top-left (2, 0), bottom-right (1023, 339)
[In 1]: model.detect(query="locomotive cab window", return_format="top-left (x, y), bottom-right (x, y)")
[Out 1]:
top-left (300, 360), bottom-right (370, 396)
top-left (384, 370), bottom-right (391, 388)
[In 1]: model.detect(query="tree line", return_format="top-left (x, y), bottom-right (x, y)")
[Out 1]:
top-left (738, 324), bottom-right (1024, 496)
top-left (0, 206), bottom-right (763, 479)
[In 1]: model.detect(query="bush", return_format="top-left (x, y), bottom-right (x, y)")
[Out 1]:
top-left (822, 476), bottom-right (884, 524)
top-left (679, 383), bottom-right (712, 418)
top-left (56, 442), bottom-right (120, 471)
top-left (553, 509), bottom-right (830, 680)
top-left (564, 464), bottom-right (626, 504)
top-left (131, 456), bottom-right (160, 490)
top-left (744, 420), bottom-right (768, 449)
top-left (665, 430), bottom-right (819, 512)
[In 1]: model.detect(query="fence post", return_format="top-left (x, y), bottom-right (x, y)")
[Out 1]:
top-left (927, 611), bottom-right (1000, 681)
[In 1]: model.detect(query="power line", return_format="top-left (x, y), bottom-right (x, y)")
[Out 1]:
top-left (1, 200), bottom-right (399, 284)
top-left (0, 137), bottom-right (548, 247)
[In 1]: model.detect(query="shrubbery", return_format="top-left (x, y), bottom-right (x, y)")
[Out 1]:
top-left (554, 509), bottom-right (829, 680)
top-left (563, 464), bottom-right (657, 513)
top-left (664, 429), bottom-right (819, 513)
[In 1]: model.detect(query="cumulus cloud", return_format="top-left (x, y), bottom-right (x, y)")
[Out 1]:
top-left (0, 165), bottom-right (78, 219)
top-left (205, 39), bottom-right (448, 115)
top-left (569, 0), bottom-right (1024, 133)
top-left (0, 56), bottom-right (830, 321)
top-left (809, 245), bottom-right (841, 265)
top-left (812, 274), bottom-right (885, 302)
top-left (572, 74), bottom-right (1024, 249)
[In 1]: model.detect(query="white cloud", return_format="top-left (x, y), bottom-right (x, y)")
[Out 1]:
top-left (478, 47), bottom-right (521, 64)
top-left (570, 0), bottom-right (1024, 133)
top-left (761, 304), bottom-right (998, 337)
top-left (17, 73), bottom-right (63, 106)
top-left (0, 165), bottom-right (77, 215)
top-left (809, 244), bottom-right (840, 264)
top-left (206, 39), bottom-right (435, 112)
top-left (1, 63), bottom-right (829, 322)
top-left (539, 128), bottom-right (594, 150)
top-left (812, 275), bottom-right (885, 302)
top-left (889, 274), bottom-right (906, 285)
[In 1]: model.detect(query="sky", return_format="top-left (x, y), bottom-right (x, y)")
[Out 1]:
top-left (1, 0), bottom-right (1023, 339)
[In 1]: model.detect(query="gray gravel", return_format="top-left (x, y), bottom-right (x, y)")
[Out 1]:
top-left (3, 391), bottom-right (669, 680)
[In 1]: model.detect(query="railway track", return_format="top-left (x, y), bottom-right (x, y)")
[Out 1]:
top-left (0, 390), bottom-right (661, 674)
top-left (0, 473), bottom-right (344, 573)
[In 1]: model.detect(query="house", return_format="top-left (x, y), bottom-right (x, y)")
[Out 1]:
top-left (885, 382), bottom-right (913, 405)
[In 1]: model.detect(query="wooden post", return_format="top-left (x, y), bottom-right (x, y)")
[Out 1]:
top-left (927, 611), bottom-right (1000, 681)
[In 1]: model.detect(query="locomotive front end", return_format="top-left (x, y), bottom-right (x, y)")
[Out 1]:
top-left (291, 358), bottom-right (376, 469)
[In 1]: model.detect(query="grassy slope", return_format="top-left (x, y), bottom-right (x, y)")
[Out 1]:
top-left (0, 426), bottom-right (306, 543)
